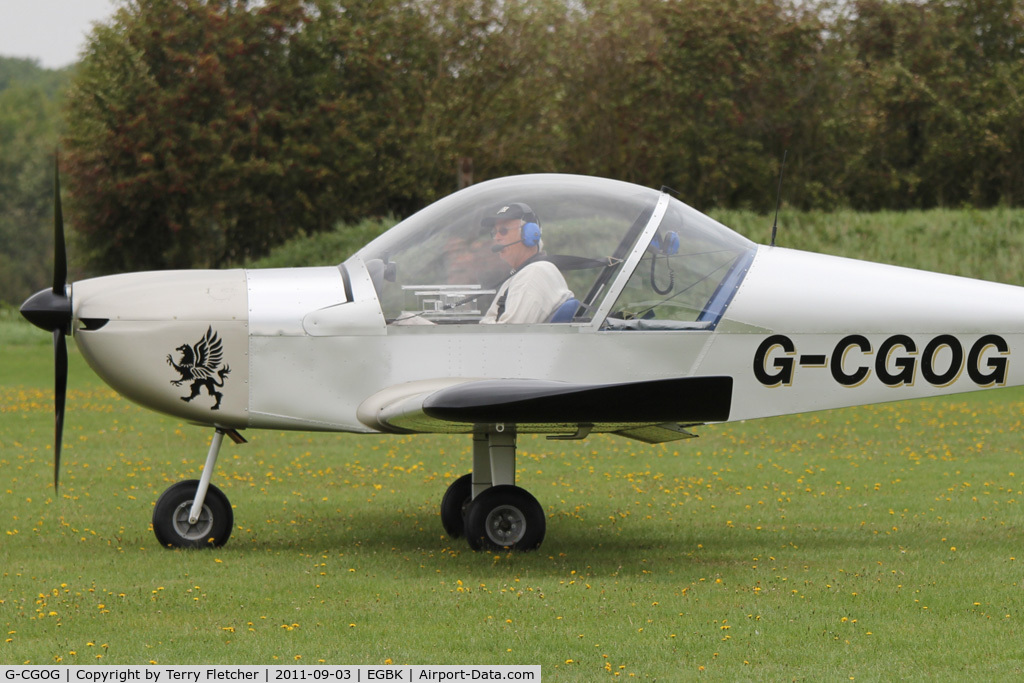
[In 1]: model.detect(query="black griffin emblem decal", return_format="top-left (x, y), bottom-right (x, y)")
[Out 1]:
top-left (167, 326), bottom-right (232, 410)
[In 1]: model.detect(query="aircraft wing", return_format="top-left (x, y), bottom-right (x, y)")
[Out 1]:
top-left (358, 376), bottom-right (733, 442)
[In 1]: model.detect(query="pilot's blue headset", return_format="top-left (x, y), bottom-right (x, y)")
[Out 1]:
top-left (522, 220), bottom-right (542, 247)
top-left (517, 204), bottom-right (542, 247)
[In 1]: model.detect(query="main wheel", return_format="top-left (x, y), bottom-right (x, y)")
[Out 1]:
top-left (440, 473), bottom-right (473, 538)
top-left (464, 485), bottom-right (545, 552)
top-left (152, 480), bottom-right (233, 549)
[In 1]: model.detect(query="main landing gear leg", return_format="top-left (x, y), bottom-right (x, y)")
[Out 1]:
top-left (440, 425), bottom-right (546, 552)
top-left (152, 427), bottom-right (245, 549)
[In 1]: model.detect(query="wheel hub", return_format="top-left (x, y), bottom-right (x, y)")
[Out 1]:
top-left (171, 501), bottom-right (213, 541)
top-left (485, 504), bottom-right (526, 546)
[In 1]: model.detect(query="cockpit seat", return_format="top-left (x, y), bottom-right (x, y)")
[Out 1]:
top-left (548, 297), bottom-right (580, 323)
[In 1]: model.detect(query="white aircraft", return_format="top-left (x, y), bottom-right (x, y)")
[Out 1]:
top-left (21, 171), bottom-right (1024, 551)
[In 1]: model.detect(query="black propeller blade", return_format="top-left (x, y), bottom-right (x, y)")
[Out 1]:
top-left (54, 328), bottom-right (67, 490)
top-left (53, 156), bottom-right (67, 296)
top-left (20, 155), bottom-right (73, 491)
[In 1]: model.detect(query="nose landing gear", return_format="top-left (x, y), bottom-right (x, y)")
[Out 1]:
top-left (440, 425), bottom-right (546, 551)
top-left (152, 427), bottom-right (246, 548)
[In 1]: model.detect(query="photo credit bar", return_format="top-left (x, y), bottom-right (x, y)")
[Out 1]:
top-left (0, 667), bottom-right (540, 683)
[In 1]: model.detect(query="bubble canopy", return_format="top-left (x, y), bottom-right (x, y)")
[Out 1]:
top-left (349, 174), bottom-right (756, 328)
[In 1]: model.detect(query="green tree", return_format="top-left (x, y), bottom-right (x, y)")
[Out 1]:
top-left (944, 0), bottom-right (1024, 206)
top-left (0, 58), bottom-right (68, 306)
top-left (0, 58), bottom-right (69, 96)
top-left (64, 0), bottom-right (437, 272)
top-left (549, 0), bottom-right (666, 185)
top-left (839, 0), bottom-right (1024, 209)
top-left (57, 0), bottom-right (1024, 278)
top-left (554, 0), bottom-right (837, 211)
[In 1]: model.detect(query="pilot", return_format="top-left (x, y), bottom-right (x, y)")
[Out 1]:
top-left (479, 202), bottom-right (574, 324)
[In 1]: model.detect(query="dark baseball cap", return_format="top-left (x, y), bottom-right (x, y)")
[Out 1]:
top-left (480, 202), bottom-right (538, 227)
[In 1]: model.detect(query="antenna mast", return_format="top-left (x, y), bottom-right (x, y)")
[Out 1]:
top-left (770, 150), bottom-right (788, 247)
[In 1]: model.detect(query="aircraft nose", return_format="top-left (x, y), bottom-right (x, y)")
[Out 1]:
top-left (21, 286), bottom-right (72, 334)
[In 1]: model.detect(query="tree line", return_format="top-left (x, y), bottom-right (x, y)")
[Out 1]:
top-left (3, 0), bottom-right (1024, 297)
top-left (0, 58), bottom-right (70, 307)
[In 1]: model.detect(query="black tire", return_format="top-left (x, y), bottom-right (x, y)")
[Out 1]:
top-left (464, 485), bottom-right (545, 552)
top-left (440, 473), bottom-right (473, 539)
top-left (152, 480), bottom-right (233, 549)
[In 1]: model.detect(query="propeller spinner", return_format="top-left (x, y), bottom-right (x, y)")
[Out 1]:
top-left (20, 157), bottom-right (72, 491)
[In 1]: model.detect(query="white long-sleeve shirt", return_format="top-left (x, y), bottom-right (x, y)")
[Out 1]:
top-left (480, 260), bottom-right (574, 324)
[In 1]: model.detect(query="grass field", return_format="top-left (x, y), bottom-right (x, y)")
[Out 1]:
top-left (3, 333), bottom-right (1024, 678)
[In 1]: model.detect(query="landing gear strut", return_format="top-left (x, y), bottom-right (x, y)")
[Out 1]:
top-left (440, 425), bottom-right (545, 551)
top-left (153, 427), bottom-right (245, 548)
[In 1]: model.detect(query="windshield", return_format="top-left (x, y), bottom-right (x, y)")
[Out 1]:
top-left (602, 198), bottom-right (757, 330)
top-left (350, 174), bottom-right (755, 327)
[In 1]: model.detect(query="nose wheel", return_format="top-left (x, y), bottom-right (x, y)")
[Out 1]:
top-left (440, 426), bottom-right (546, 551)
top-left (153, 479), bottom-right (233, 548)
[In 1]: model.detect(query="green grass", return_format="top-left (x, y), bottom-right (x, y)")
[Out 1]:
top-left (712, 206), bottom-right (1024, 286)
top-left (2, 343), bottom-right (1024, 677)
top-left (243, 217), bottom-right (396, 269)
top-left (0, 305), bottom-right (50, 346)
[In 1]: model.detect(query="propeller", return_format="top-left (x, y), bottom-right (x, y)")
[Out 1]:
top-left (20, 155), bottom-right (73, 491)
